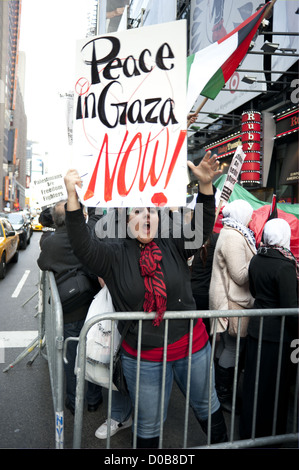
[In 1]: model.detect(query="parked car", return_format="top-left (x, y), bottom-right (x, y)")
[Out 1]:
top-left (0, 217), bottom-right (19, 279)
top-left (5, 211), bottom-right (32, 249)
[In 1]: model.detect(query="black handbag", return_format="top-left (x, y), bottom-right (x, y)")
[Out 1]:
top-left (55, 268), bottom-right (97, 313)
top-left (112, 321), bottom-right (133, 396)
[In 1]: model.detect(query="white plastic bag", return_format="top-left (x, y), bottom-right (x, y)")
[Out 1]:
top-left (75, 285), bottom-right (120, 389)
top-left (85, 285), bottom-right (121, 364)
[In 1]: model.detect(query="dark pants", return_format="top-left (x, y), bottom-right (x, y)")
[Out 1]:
top-left (64, 319), bottom-right (103, 408)
top-left (239, 335), bottom-right (294, 439)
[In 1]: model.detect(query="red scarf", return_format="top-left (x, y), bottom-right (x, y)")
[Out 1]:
top-left (139, 241), bottom-right (167, 326)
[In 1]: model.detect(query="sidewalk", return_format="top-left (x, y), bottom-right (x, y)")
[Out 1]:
top-left (65, 380), bottom-right (237, 449)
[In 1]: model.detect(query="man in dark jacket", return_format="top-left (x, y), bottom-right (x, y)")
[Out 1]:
top-left (37, 200), bottom-right (103, 415)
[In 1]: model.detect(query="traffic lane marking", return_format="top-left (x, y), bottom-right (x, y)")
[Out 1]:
top-left (0, 331), bottom-right (38, 347)
top-left (11, 270), bottom-right (31, 298)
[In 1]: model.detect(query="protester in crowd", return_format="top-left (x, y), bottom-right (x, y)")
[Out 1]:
top-left (63, 151), bottom-right (228, 448)
top-left (93, 204), bottom-right (206, 440)
top-left (37, 200), bottom-right (103, 415)
top-left (38, 206), bottom-right (55, 247)
top-left (191, 233), bottom-right (219, 335)
top-left (239, 218), bottom-right (298, 439)
top-left (209, 199), bottom-right (256, 413)
top-left (94, 204), bottom-right (202, 440)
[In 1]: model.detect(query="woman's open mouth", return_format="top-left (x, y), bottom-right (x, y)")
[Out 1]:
top-left (143, 221), bottom-right (151, 234)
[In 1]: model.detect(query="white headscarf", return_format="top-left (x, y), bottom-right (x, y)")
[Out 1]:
top-left (222, 199), bottom-right (253, 226)
top-left (263, 218), bottom-right (291, 250)
top-left (222, 199), bottom-right (256, 249)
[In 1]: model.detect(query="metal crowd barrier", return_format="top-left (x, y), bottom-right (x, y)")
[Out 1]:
top-left (66, 307), bottom-right (298, 450)
top-left (2, 270), bottom-right (65, 448)
top-left (41, 270), bottom-right (65, 448)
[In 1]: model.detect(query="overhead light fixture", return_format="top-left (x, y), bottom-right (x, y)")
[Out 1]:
top-left (242, 75), bottom-right (257, 84)
top-left (279, 47), bottom-right (297, 54)
top-left (261, 41), bottom-right (279, 53)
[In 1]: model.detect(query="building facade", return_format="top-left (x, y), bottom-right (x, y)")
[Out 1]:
top-left (0, 0), bottom-right (27, 211)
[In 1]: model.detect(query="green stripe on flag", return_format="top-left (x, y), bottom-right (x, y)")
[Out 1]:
top-left (201, 67), bottom-right (225, 100)
top-left (187, 54), bottom-right (195, 85)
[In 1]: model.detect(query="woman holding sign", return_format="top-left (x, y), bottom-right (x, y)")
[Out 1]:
top-left (63, 151), bottom-right (227, 448)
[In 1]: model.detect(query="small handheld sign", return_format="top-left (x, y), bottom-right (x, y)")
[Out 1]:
top-left (215, 145), bottom-right (246, 220)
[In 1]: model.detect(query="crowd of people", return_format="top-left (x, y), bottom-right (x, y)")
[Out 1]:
top-left (36, 148), bottom-right (298, 448)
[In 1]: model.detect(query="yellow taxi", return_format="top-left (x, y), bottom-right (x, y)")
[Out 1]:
top-left (31, 215), bottom-right (43, 231)
top-left (0, 217), bottom-right (19, 279)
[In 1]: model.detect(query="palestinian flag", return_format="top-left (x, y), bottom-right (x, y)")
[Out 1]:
top-left (261, 193), bottom-right (278, 243)
top-left (268, 193), bottom-right (278, 220)
top-left (187, 2), bottom-right (269, 112)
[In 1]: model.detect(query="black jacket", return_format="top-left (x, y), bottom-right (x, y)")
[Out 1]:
top-left (248, 248), bottom-right (298, 342)
top-left (37, 225), bottom-right (99, 323)
top-left (191, 232), bottom-right (219, 296)
top-left (65, 190), bottom-right (216, 350)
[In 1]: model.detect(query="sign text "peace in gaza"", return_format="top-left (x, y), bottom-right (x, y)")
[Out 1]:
top-left (73, 21), bottom-right (187, 208)
top-left (76, 35), bottom-right (179, 128)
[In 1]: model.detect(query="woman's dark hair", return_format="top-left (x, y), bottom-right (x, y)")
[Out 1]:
top-left (38, 207), bottom-right (54, 228)
top-left (199, 237), bottom-right (211, 267)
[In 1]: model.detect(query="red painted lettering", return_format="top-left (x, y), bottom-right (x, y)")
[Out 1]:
top-left (164, 130), bottom-right (187, 188)
top-left (139, 129), bottom-right (169, 191)
top-left (117, 133), bottom-right (142, 196)
top-left (84, 131), bottom-right (129, 202)
top-left (83, 129), bottom-right (186, 203)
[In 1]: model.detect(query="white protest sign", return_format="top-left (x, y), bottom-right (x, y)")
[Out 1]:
top-left (220, 145), bottom-right (246, 203)
top-left (215, 145), bottom-right (246, 221)
top-left (72, 20), bottom-right (187, 207)
top-left (31, 173), bottom-right (67, 208)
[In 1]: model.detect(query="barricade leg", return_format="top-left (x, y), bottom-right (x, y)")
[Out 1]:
top-left (2, 337), bottom-right (39, 372)
top-left (55, 335), bottom-right (65, 448)
top-left (45, 271), bottom-right (65, 448)
top-left (68, 335), bottom-right (86, 449)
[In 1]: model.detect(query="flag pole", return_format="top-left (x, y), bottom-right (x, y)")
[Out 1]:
top-left (214, 199), bottom-right (224, 223)
top-left (263, 0), bottom-right (277, 19)
top-left (187, 97), bottom-right (208, 128)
